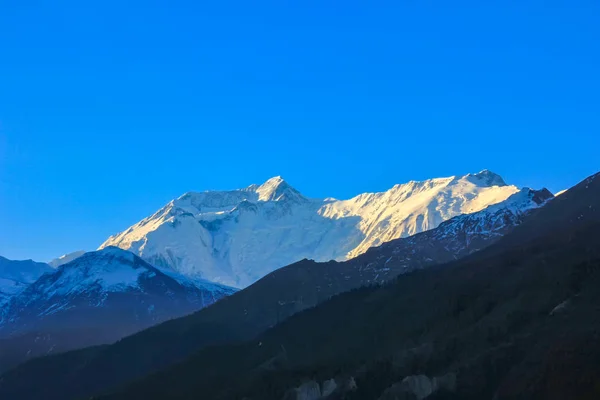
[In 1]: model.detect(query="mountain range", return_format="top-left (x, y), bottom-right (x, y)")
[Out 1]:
top-left (100, 170), bottom-right (522, 287)
top-left (0, 172), bottom-right (557, 400)
top-left (94, 171), bottom-right (598, 400)
top-left (10, 169), bottom-right (600, 400)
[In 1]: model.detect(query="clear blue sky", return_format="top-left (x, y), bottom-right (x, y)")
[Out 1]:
top-left (1, 1), bottom-right (598, 261)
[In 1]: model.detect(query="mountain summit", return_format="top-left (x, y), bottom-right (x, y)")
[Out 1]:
top-left (254, 176), bottom-right (305, 202)
top-left (466, 169), bottom-right (507, 187)
top-left (100, 172), bottom-right (524, 287)
top-left (0, 257), bottom-right (53, 305)
top-left (48, 250), bottom-right (86, 268)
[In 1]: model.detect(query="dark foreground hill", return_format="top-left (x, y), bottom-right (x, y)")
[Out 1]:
top-left (103, 228), bottom-right (600, 400)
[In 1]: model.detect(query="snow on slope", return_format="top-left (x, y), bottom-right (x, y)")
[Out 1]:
top-left (366, 187), bottom-right (555, 277)
top-left (48, 250), bottom-right (86, 268)
top-left (100, 171), bottom-right (521, 288)
top-left (320, 170), bottom-right (518, 258)
top-left (0, 257), bottom-right (53, 305)
top-left (28, 247), bottom-right (233, 303)
top-left (0, 247), bottom-right (236, 336)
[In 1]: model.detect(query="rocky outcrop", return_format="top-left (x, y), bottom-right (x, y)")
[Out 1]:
top-left (379, 375), bottom-right (434, 400)
top-left (321, 379), bottom-right (337, 397)
top-left (282, 376), bottom-right (357, 400)
top-left (549, 299), bottom-right (571, 315)
top-left (283, 381), bottom-right (321, 400)
top-left (434, 374), bottom-right (456, 393)
top-left (378, 373), bottom-right (456, 400)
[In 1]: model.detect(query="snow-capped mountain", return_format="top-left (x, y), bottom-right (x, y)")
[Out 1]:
top-left (0, 247), bottom-right (235, 339)
top-left (246, 187), bottom-right (555, 326)
top-left (48, 250), bottom-right (86, 268)
top-left (348, 187), bottom-right (555, 283)
top-left (0, 257), bottom-right (53, 305)
top-left (100, 171), bottom-right (522, 288)
top-left (9, 184), bottom-right (554, 396)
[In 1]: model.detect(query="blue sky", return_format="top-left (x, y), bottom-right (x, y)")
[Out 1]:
top-left (1, 1), bottom-right (599, 261)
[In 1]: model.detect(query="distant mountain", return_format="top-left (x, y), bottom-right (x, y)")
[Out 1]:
top-left (100, 170), bottom-right (521, 287)
top-left (0, 183), bottom-right (553, 400)
top-left (48, 250), bottom-right (86, 268)
top-left (0, 257), bottom-right (53, 305)
top-left (0, 247), bottom-right (235, 373)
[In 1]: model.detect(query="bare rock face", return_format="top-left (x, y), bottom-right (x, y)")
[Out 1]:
top-left (283, 376), bottom-right (357, 400)
top-left (321, 379), bottom-right (338, 397)
top-left (433, 373), bottom-right (457, 393)
top-left (392, 343), bottom-right (435, 370)
top-left (379, 383), bottom-right (419, 400)
top-left (343, 376), bottom-right (358, 392)
top-left (398, 375), bottom-right (436, 400)
top-left (283, 381), bottom-right (321, 400)
top-left (379, 373), bottom-right (457, 400)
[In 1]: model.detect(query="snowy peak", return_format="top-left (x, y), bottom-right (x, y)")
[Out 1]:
top-left (479, 187), bottom-right (553, 215)
top-left (0, 257), bottom-right (53, 304)
top-left (91, 246), bottom-right (135, 260)
top-left (0, 257), bottom-right (53, 283)
top-left (41, 248), bottom-right (151, 296)
top-left (384, 169), bottom-right (506, 194)
top-left (388, 176), bottom-right (454, 195)
top-left (100, 170), bottom-right (531, 288)
top-left (255, 176), bottom-right (305, 202)
top-left (174, 190), bottom-right (251, 212)
top-left (1, 249), bottom-right (236, 322)
top-left (47, 247), bottom-right (230, 295)
top-left (381, 170), bottom-right (506, 201)
top-left (462, 169), bottom-right (507, 187)
top-left (528, 187), bottom-right (554, 205)
top-left (351, 186), bottom-right (556, 286)
top-left (48, 250), bottom-right (86, 268)
top-left (164, 177), bottom-right (305, 215)
top-left (318, 171), bottom-right (520, 259)
top-left (0, 248), bottom-right (236, 347)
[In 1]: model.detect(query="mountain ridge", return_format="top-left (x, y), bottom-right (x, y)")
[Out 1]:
top-left (93, 172), bottom-right (600, 400)
top-left (100, 170), bottom-right (522, 287)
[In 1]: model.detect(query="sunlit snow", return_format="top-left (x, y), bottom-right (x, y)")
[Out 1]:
top-left (100, 170), bottom-right (521, 288)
